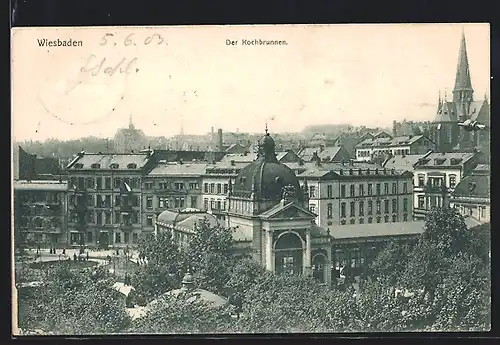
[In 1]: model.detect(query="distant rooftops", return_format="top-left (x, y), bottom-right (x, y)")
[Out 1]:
top-left (356, 135), bottom-right (428, 148)
top-left (14, 180), bottom-right (68, 192)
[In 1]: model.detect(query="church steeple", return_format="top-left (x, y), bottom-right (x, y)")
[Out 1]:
top-left (452, 28), bottom-right (474, 104)
top-left (128, 114), bottom-right (135, 130)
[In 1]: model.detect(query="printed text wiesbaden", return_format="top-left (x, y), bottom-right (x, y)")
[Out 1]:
top-left (37, 38), bottom-right (83, 47)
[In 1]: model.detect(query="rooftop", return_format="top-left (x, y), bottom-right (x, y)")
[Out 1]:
top-left (148, 162), bottom-right (208, 177)
top-left (356, 135), bottom-right (427, 148)
top-left (67, 152), bottom-right (152, 171)
top-left (14, 180), bottom-right (68, 192)
top-left (413, 152), bottom-right (475, 168)
top-left (329, 221), bottom-right (425, 240)
top-left (383, 154), bottom-right (428, 171)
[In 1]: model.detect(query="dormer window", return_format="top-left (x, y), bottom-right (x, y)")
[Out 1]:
top-left (358, 169), bottom-right (362, 175)
top-left (110, 163), bottom-right (119, 169)
top-left (367, 169), bottom-right (371, 175)
top-left (349, 169), bottom-right (353, 176)
top-left (91, 163), bottom-right (101, 169)
top-left (375, 169), bottom-right (379, 175)
top-left (240, 177), bottom-right (246, 183)
top-left (74, 163), bottom-right (83, 169)
top-left (383, 168), bottom-right (386, 174)
top-left (127, 163), bottom-right (137, 169)
top-left (339, 169), bottom-right (343, 175)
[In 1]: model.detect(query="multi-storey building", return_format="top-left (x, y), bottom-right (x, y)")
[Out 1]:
top-left (13, 180), bottom-right (69, 248)
top-left (355, 135), bottom-right (436, 162)
top-left (412, 151), bottom-right (479, 220)
top-left (450, 164), bottom-right (490, 226)
top-left (287, 157), bottom-right (414, 228)
top-left (66, 151), bottom-right (157, 247)
top-left (142, 162), bottom-right (207, 233)
top-left (201, 161), bottom-right (248, 218)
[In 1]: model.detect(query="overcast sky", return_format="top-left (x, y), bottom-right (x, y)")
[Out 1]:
top-left (12, 23), bottom-right (489, 141)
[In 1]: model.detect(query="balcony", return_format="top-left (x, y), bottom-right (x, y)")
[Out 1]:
top-left (423, 184), bottom-right (447, 194)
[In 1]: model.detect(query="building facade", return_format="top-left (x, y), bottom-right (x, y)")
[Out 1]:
top-left (66, 151), bottom-right (157, 247)
top-left (142, 162), bottom-right (206, 233)
top-left (355, 135), bottom-right (436, 162)
top-left (412, 151), bottom-right (479, 220)
top-left (293, 159), bottom-right (414, 228)
top-left (450, 164), bottom-right (490, 225)
top-left (14, 180), bottom-right (69, 247)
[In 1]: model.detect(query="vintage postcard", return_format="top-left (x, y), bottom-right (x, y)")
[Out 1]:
top-left (11, 24), bottom-right (490, 335)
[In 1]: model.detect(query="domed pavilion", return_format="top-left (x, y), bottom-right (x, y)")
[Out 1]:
top-left (226, 126), bottom-right (332, 282)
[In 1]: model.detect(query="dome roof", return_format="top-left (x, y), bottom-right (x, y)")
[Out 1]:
top-left (232, 128), bottom-right (303, 201)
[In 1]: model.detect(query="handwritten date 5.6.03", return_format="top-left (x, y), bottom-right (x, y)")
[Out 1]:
top-left (80, 54), bottom-right (139, 77)
top-left (99, 33), bottom-right (168, 47)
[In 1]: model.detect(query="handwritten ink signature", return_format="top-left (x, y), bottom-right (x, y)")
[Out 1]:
top-left (65, 54), bottom-right (138, 94)
top-left (99, 33), bottom-right (167, 47)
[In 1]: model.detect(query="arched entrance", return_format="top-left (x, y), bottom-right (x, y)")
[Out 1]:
top-left (274, 232), bottom-right (304, 275)
top-left (312, 253), bottom-right (327, 283)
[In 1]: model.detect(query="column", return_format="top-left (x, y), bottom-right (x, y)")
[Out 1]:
top-left (326, 247), bottom-right (332, 286)
top-left (266, 230), bottom-right (273, 272)
top-left (305, 230), bottom-right (312, 276)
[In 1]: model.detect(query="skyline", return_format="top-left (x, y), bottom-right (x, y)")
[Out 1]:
top-left (12, 24), bottom-right (490, 141)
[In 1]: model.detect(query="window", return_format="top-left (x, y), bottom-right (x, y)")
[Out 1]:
top-left (114, 195), bottom-right (120, 206)
top-left (350, 184), bottom-right (355, 197)
top-left (418, 196), bottom-right (425, 209)
top-left (87, 232), bottom-right (93, 243)
top-left (350, 202), bottom-right (355, 217)
top-left (309, 186), bottom-right (316, 198)
top-left (403, 182), bottom-right (408, 193)
top-left (131, 212), bottom-right (139, 224)
top-left (146, 215), bottom-right (153, 226)
top-left (350, 219), bottom-right (355, 224)
top-left (403, 198), bottom-right (408, 212)
top-left (392, 214), bottom-right (397, 222)
top-left (384, 215), bottom-right (389, 223)
top-left (224, 183), bottom-right (229, 194)
top-left (309, 204), bottom-right (316, 213)
top-left (86, 211), bottom-right (94, 223)
top-left (392, 183), bottom-right (397, 194)
top-left (204, 183), bottom-right (209, 193)
top-left (368, 217), bottom-right (373, 224)
top-left (327, 203), bottom-right (333, 219)
top-left (327, 185), bottom-right (333, 198)
top-left (376, 200), bottom-right (381, 214)
top-left (114, 178), bottom-right (121, 189)
top-left (359, 218), bottom-right (364, 224)
top-left (115, 233), bottom-right (121, 243)
top-left (340, 185), bottom-right (346, 198)
top-left (145, 182), bottom-right (153, 190)
top-left (223, 200), bottom-right (227, 210)
top-left (384, 200), bottom-right (389, 213)
top-left (105, 177), bottom-right (112, 189)
top-left (190, 196), bottom-right (197, 208)
top-left (217, 183), bottom-right (222, 194)
top-left (87, 194), bottom-right (95, 206)
top-left (368, 200), bottom-right (373, 215)
top-left (368, 184), bottom-right (373, 196)
top-left (175, 183), bottom-right (184, 190)
top-left (146, 196), bottom-right (153, 209)
top-left (159, 197), bottom-right (168, 208)
top-left (96, 177), bottom-right (102, 190)
top-left (124, 232), bottom-right (130, 243)
top-left (132, 195), bottom-right (139, 207)
top-left (341, 220), bottom-right (346, 225)
top-left (105, 195), bottom-right (111, 208)
top-left (133, 233), bottom-right (139, 243)
top-left (376, 216), bottom-right (381, 223)
top-left (96, 211), bottom-right (103, 225)
top-left (204, 198), bottom-right (208, 210)
top-left (384, 183), bottom-right (389, 194)
top-left (359, 184), bottom-right (365, 196)
top-left (86, 177), bottom-right (95, 190)
top-left (210, 183), bottom-right (215, 194)
top-left (403, 213), bottom-right (408, 221)
top-left (359, 201), bottom-right (364, 216)
top-left (105, 211), bottom-right (111, 224)
top-left (341, 202), bottom-right (346, 217)
top-left (392, 199), bottom-right (397, 213)
top-left (418, 174), bottom-right (425, 187)
top-left (449, 175), bottom-right (457, 188)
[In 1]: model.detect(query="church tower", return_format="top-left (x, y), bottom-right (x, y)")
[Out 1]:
top-left (452, 29), bottom-right (474, 149)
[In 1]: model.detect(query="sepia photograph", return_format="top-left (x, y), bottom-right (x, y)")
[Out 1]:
top-left (11, 23), bottom-right (490, 335)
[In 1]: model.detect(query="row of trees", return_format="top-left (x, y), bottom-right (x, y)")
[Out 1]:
top-left (16, 208), bottom-right (491, 334)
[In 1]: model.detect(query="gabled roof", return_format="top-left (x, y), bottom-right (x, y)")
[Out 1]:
top-left (67, 153), bottom-right (152, 171)
top-left (355, 135), bottom-right (428, 148)
top-left (157, 209), bottom-right (220, 233)
top-left (258, 201), bottom-right (316, 220)
top-left (434, 101), bottom-right (457, 122)
top-left (468, 100), bottom-right (490, 122)
top-left (413, 152), bottom-right (475, 168)
top-left (452, 172), bottom-right (490, 199)
top-left (383, 154), bottom-right (428, 171)
top-left (329, 221), bottom-right (424, 240)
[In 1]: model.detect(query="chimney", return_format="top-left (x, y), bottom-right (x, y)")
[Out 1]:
top-left (217, 128), bottom-right (223, 151)
top-left (312, 152), bottom-right (321, 166)
top-left (392, 120), bottom-right (397, 137)
top-left (230, 160), bottom-right (235, 166)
